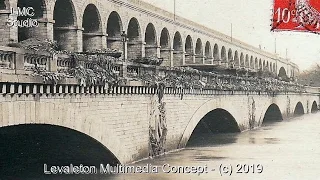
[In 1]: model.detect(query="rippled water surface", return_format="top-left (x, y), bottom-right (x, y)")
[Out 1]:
top-left (105, 112), bottom-right (320, 180)
top-left (5, 112), bottom-right (320, 180)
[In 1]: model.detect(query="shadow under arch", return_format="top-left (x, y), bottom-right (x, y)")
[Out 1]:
top-left (178, 103), bottom-right (240, 148)
top-left (186, 108), bottom-right (240, 147)
top-left (0, 124), bottom-right (120, 177)
top-left (262, 103), bottom-right (283, 124)
top-left (294, 102), bottom-right (304, 116)
top-left (311, 101), bottom-right (318, 113)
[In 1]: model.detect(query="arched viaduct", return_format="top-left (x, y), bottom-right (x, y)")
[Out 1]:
top-left (0, 82), bottom-right (318, 164)
top-left (0, 0), bottom-right (298, 77)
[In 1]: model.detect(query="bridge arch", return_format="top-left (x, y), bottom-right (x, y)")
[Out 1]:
top-left (145, 23), bottom-right (157, 57)
top-left (250, 56), bottom-right (254, 69)
top-left (262, 103), bottom-right (283, 123)
top-left (259, 59), bottom-right (262, 70)
top-left (106, 11), bottom-right (123, 50)
top-left (127, 17), bottom-right (142, 60)
top-left (254, 57), bottom-right (258, 70)
top-left (0, 0), bottom-right (7, 9)
top-left (195, 38), bottom-right (203, 63)
top-left (228, 48), bottom-right (233, 62)
top-left (278, 67), bottom-right (287, 79)
top-left (195, 38), bottom-right (203, 56)
top-left (221, 46), bottom-right (227, 62)
top-left (294, 102), bottom-right (305, 115)
top-left (311, 101), bottom-right (318, 113)
top-left (173, 31), bottom-right (183, 66)
top-left (178, 100), bottom-right (241, 148)
top-left (240, 53), bottom-right (244, 67)
top-left (205, 41), bottom-right (212, 59)
top-left (17, 0), bottom-right (47, 41)
top-left (245, 54), bottom-right (249, 68)
top-left (160, 28), bottom-right (171, 66)
top-left (213, 44), bottom-right (219, 60)
top-left (0, 124), bottom-right (120, 175)
top-left (185, 35), bottom-right (194, 63)
top-left (234, 50), bottom-right (239, 67)
top-left (266, 61), bottom-right (269, 71)
top-left (82, 4), bottom-right (103, 51)
top-left (53, 0), bottom-right (77, 51)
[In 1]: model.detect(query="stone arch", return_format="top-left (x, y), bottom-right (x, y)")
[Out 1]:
top-left (17, 0), bottom-right (47, 41)
top-left (278, 67), bottom-right (287, 79)
top-left (266, 61), bottom-right (269, 71)
top-left (107, 11), bottom-right (123, 50)
top-left (270, 63), bottom-right (272, 72)
top-left (195, 38), bottom-right (203, 55)
top-left (311, 101), bottom-right (318, 113)
top-left (240, 53), bottom-right (244, 67)
top-left (53, 0), bottom-right (78, 51)
top-left (145, 23), bottom-right (157, 45)
top-left (186, 108), bottom-right (241, 146)
top-left (173, 31), bottom-right (183, 66)
top-left (234, 50), bottom-right (239, 66)
top-left (195, 38), bottom-right (203, 64)
top-left (263, 60), bottom-right (266, 69)
top-left (173, 31), bottom-right (182, 51)
top-left (294, 102), bottom-right (304, 115)
top-left (0, 0), bottom-right (8, 9)
top-left (127, 17), bottom-right (142, 60)
top-left (213, 44), bottom-right (219, 60)
top-left (205, 41), bottom-right (212, 58)
top-left (262, 103), bottom-right (283, 123)
top-left (228, 48), bottom-right (233, 61)
top-left (254, 58), bottom-right (258, 70)
top-left (0, 124), bottom-right (120, 175)
top-left (178, 100), bottom-right (241, 148)
top-left (259, 59), bottom-right (262, 70)
top-left (185, 35), bottom-right (193, 54)
top-left (0, 118), bottom-right (124, 164)
top-left (250, 56), bottom-right (254, 69)
top-left (245, 54), bottom-right (249, 68)
top-left (82, 3), bottom-right (103, 51)
top-left (221, 46), bottom-right (227, 62)
top-left (160, 28), bottom-right (170, 48)
top-left (144, 23), bottom-right (157, 58)
top-left (185, 35), bottom-right (194, 64)
top-left (160, 28), bottom-right (171, 66)
top-left (273, 63), bottom-right (276, 72)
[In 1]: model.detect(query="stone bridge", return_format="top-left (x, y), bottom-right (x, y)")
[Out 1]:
top-left (0, 0), bottom-right (319, 168)
top-left (0, 0), bottom-right (298, 78)
top-left (0, 81), bottom-right (318, 164)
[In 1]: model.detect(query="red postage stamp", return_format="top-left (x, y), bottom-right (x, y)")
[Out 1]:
top-left (272, 0), bottom-right (320, 33)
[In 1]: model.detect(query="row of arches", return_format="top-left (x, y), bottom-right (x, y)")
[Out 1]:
top-left (4, 0), bottom-right (279, 72)
top-left (187, 100), bottom-right (319, 146)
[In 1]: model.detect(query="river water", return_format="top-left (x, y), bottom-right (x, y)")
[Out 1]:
top-left (5, 112), bottom-right (320, 180)
top-left (105, 112), bottom-right (320, 180)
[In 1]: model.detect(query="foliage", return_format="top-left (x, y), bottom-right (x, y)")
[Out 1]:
top-left (298, 63), bottom-right (320, 86)
top-left (132, 56), bottom-right (163, 66)
top-left (31, 64), bottom-right (67, 85)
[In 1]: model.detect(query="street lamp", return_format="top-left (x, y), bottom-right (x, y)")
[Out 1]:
top-left (121, 30), bottom-right (127, 62)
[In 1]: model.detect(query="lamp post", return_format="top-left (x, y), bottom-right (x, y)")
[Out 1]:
top-left (121, 31), bottom-right (128, 78)
top-left (121, 30), bottom-right (128, 62)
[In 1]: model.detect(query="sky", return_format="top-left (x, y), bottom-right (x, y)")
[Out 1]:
top-left (141, 0), bottom-right (320, 71)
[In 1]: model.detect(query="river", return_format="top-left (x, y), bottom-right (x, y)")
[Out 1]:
top-left (104, 112), bottom-right (320, 180)
top-left (3, 112), bottom-right (320, 180)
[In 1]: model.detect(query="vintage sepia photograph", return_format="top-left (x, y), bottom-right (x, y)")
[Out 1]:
top-left (0, 0), bottom-right (319, 179)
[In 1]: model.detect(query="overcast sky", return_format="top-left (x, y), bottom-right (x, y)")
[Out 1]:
top-left (142, 0), bottom-right (320, 71)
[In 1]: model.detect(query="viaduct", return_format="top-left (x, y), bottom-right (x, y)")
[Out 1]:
top-left (0, 0), bottom-right (318, 166)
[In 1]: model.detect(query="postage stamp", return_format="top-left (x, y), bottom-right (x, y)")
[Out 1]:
top-left (272, 0), bottom-right (320, 33)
